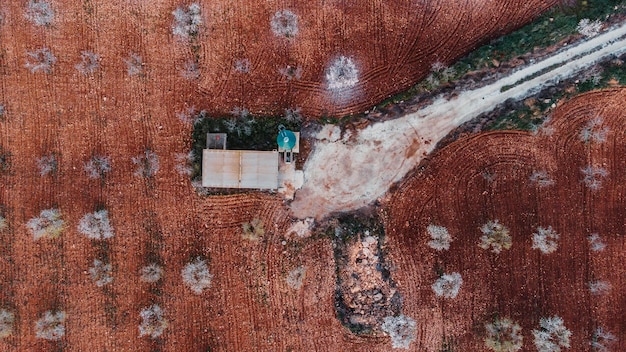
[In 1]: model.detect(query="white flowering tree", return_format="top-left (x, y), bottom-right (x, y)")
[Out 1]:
top-left (588, 280), bottom-right (611, 295)
top-left (89, 259), bottom-right (113, 287)
top-left (484, 317), bottom-right (523, 352)
top-left (286, 265), bottom-right (306, 290)
top-left (25, 0), bottom-right (54, 26)
top-left (78, 210), bottom-right (114, 240)
top-left (532, 316), bottom-right (571, 352)
top-left (326, 56), bottom-right (359, 91)
top-left (84, 155), bottom-right (111, 179)
top-left (270, 9), bottom-right (298, 38)
top-left (479, 220), bottom-right (512, 254)
top-left (381, 315), bottom-right (417, 349)
top-left (35, 310), bottom-right (66, 340)
top-left (27, 208), bottom-right (64, 240)
top-left (532, 226), bottom-right (559, 254)
top-left (172, 3), bottom-right (202, 39)
top-left (587, 233), bottom-right (606, 252)
top-left (427, 224), bottom-right (453, 251)
top-left (140, 263), bottom-right (163, 283)
top-left (432, 272), bottom-right (463, 299)
top-left (182, 258), bottom-right (213, 294)
top-left (0, 309), bottom-right (14, 339)
top-left (139, 304), bottom-right (168, 339)
top-left (591, 327), bottom-right (615, 351)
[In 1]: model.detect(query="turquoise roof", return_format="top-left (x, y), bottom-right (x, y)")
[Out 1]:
top-left (277, 129), bottom-right (296, 150)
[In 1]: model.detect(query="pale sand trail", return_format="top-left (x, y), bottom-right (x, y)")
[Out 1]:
top-left (291, 21), bottom-right (626, 220)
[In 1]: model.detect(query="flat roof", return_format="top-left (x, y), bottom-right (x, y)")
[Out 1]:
top-left (202, 149), bottom-right (279, 189)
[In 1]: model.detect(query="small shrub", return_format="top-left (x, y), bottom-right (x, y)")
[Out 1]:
top-left (588, 280), bottom-right (611, 295)
top-left (182, 258), bottom-right (212, 294)
top-left (529, 170), bottom-right (555, 187)
top-left (577, 18), bottom-right (602, 38)
top-left (84, 155), bottom-right (111, 179)
top-left (139, 304), bottom-right (167, 339)
top-left (176, 106), bottom-right (201, 124)
top-left (0, 104), bottom-right (5, 120)
top-left (532, 316), bottom-right (571, 352)
top-left (234, 58), bottom-right (250, 73)
top-left (485, 317), bottom-right (523, 352)
top-left (25, 0), bottom-right (54, 26)
top-left (140, 263), bottom-right (163, 283)
top-left (25, 47), bottom-right (56, 74)
top-left (279, 65), bottom-right (302, 80)
top-left (36, 154), bottom-right (57, 176)
top-left (587, 233), bottom-right (606, 252)
top-left (27, 208), bottom-right (64, 240)
top-left (426, 224), bottom-right (453, 251)
top-left (75, 51), bottom-right (100, 75)
top-left (579, 117), bottom-right (608, 143)
top-left (180, 60), bottom-right (200, 80)
top-left (581, 166), bottom-right (608, 190)
top-left (242, 218), bottom-right (265, 241)
top-left (380, 315), bottom-right (417, 350)
top-left (532, 226), bottom-right (559, 254)
top-left (0, 147), bottom-right (9, 174)
top-left (175, 151), bottom-right (195, 176)
top-left (479, 220), bottom-right (512, 254)
top-left (270, 9), bottom-right (298, 38)
top-left (0, 214), bottom-right (7, 232)
top-left (35, 310), bottom-right (66, 340)
top-left (286, 265), bottom-right (306, 290)
top-left (132, 149), bottom-right (159, 178)
top-left (432, 272), bottom-right (463, 299)
top-left (172, 3), bottom-right (202, 39)
top-left (326, 56), bottom-right (358, 91)
top-left (0, 309), bottom-right (15, 339)
top-left (89, 259), bottom-right (113, 287)
top-left (284, 107), bottom-right (302, 123)
top-left (78, 210), bottom-right (113, 240)
top-left (124, 53), bottom-right (143, 76)
top-left (590, 327), bottom-right (615, 351)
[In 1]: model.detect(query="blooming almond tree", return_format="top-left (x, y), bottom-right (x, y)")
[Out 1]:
top-left (27, 208), bottom-right (64, 240)
top-left (432, 272), bottom-right (463, 299)
top-left (532, 226), bottom-right (559, 254)
top-left (479, 220), bottom-right (512, 254)
top-left (427, 224), bottom-right (453, 251)
top-left (591, 327), bottom-right (615, 351)
top-left (381, 315), bottom-right (417, 350)
top-left (485, 317), bottom-right (523, 352)
top-left (0, 309), bottom-right (15, 339)
top-left (78, 210), bottom-right (114, 240)
top-left (182, 258), bottom-right (213, 294)
top-left (532, 316), bottom-right (571, 352)
top-left (139, 305), bottom-right (168, 339)
top-left (89, 259), bottom-right (113, 287)
top-left (140, 263), bottom-right (163, 283)
top-left (35, 310), bottom-right (66, 340)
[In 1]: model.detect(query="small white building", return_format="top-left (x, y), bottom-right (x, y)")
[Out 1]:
top-left (202, 149), bottom-right (279, 189)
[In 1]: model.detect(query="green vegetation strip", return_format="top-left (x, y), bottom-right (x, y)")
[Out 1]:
top-left (378, 0), bottom-right (625, 108)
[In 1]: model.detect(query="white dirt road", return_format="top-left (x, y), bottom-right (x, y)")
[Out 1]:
top-left (290, 21), bottom-right (626, 220)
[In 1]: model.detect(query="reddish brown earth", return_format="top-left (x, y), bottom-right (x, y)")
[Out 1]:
top-left (0, 1), bottom-right (621, 351)
top-left (384, 88), bottom-right (626, 351)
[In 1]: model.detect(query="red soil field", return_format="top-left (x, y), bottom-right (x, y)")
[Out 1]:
top-left (0, 1), bottom-right (619, 351)
top-left (384, 88), bottom-right (626, 351)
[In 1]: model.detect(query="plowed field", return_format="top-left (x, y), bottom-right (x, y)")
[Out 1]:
top-left (1, 0), bottom-right (559, 119)
top-left (384, 88), bottom-right (626, 351)
top-left (0, 1), bottom-right (619, 351)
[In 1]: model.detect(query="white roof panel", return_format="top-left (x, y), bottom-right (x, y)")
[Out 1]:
top-left (202, 150), bottom-right (278, 189)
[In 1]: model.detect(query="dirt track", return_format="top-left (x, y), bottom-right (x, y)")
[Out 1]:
top-left (291, 20), bottom-right (626, 220)
top-left (385, 88), bottom-right (626, 351)
top-left (0, 0), bottom-right (624, 351)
